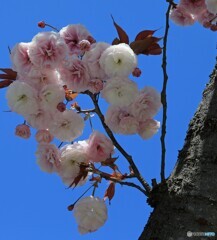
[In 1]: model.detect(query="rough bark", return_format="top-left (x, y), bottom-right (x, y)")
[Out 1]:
top-left (139, 60), bottom-right (217, 240)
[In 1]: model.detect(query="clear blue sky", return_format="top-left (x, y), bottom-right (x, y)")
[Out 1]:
top-left (0, 1), bottom-right (216, 240)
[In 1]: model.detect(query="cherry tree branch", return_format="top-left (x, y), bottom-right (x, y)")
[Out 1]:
top-left (160, 1), bottom-right (172, 182)
top-left (87, 91), bottom-right (152, 195)
top-left (87, 167), bottom-right (148, 196)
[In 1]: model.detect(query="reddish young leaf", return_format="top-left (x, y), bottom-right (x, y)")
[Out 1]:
top-left (135, 29), bottom-right (157, 41)
top-left (0, 79), bottom-right (13, 89)
top-left (142, 43), bottom-right (162, 55)
top-left (112, 37), bottom-right (121, 45)
top-left (0, 68), bottom-right (17, 76)
top-left (111, 15), bottom-right (129, 44)
top-left (101, 157), bottom-right (118, 166)
top-left (130, 38), bottom-right (156, 55)
top-left (104, 182), bottom-right (115, 203)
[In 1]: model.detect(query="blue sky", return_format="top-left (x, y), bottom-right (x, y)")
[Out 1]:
top-left (0, 1), bottom-right (216, 240)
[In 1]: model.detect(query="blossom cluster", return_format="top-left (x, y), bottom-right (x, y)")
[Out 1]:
top-left (6, 23), bottom-right (162, 234)
top-left (170, 0), bottom-right (217, 31)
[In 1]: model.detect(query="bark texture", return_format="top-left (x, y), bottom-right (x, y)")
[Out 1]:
top-left (139, 60), bottom-right (217, 240)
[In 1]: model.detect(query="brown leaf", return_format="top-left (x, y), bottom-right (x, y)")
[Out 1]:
top-left (101, 157), bottom-right (118, 166)
top-left (68, 164), bottom-right (88, 188)
top-left (142, 43), bottom-right (162, 55)
top-left (104, 182), bottom-right (115, 203)
top-left (135, 30), bottom-right (157, 41)
top-left (112, 37), bottom-right (121, 45)
top-left (0, 79), bottom-right (13, 89)
top-left (130, 38), bottom-right (156, 55)
top-left (0, 68), bottom-right (17, 80)
top-left (111, 172), bottom-right (124, 180)
top-left (111, 15), bottom-right (129, 44)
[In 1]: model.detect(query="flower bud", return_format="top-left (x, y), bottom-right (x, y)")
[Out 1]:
top-left (78, 40), bottom-right (91, 51)
top-left (15, 124), bottom-right (31, 139)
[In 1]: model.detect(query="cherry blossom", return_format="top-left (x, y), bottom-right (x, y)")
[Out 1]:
top-left (28, 31), bottom-right (67, 69)
top-left (59, 24), bottom-right (91, 55)
top-left (15, 124), bottom-right (31, 139)
top-left (83, 42), bottom-right (110, 80)
top-left (130, 86), bottom-right (161, 121)
top-left (10, 42), bottom-right (34, 75)
top-left (99, 43), bottom-right (137, 77)
top-left (170, 6), bottom-right (196, 26)
top-left (105, 106), bottom-right (139, 135)
top-left (58, 141), bottom-right (88, 185)
top-left (73, 196), bottom-right (108, 234)
top-left (48, 110), bottom-right (84, 142)
top-left (205, 0), bottom-right (217, 14)
top-left (6, 81), bottom-right (39, 115)
top-left (138, 119), bottom-right (160, 139)
top-left (101, 76), bottom-right (139, 107)
top-left (86, 131), bottom-right (114, 163)
top-left (59, 58), bottom-right (90, 92)
top-left (36, 143), bottom-right (61, 173)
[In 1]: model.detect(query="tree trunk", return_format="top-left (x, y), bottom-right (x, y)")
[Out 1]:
top-left (139, 59), bottom-right (217, 240)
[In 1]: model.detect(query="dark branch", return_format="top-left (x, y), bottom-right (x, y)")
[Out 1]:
top-left (160, 2), bottom-right (172, 182)
top-left (87, 167), bottom-right (148, 196)
top-left (87, 91), bottom-right (152, 195)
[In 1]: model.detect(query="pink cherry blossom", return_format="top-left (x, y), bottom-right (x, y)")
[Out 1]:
top-left (10, 42), bottom-right (34, 75)
top-left (83, 42), bottom-right (110, 80)
top-left (15, 124), bottom-right (31, 139)
top-left (87, 78), bottom-right (104, 94)
top-left (74, 196), bottom-right (108, 234)
top-left (25, 109), bottom-right (53, 130)
top-left (105, 106), bottom-right (139, 135)
top-left (130, 87), bottom-right (161, 121)
top-left (170, 5), bottom-right (196, 26)
top-left (18, 69), bottom-right (62, 91)
top-left (86, 131), bottom-right (114, 163)
top-left (59, 58), bottom-right (90, 92)
top-left (6, 81), bottom-right (39, 116)
top-left (36, 143), bottom-right (61, 173)
top-left (59, 24), bottom-right (91, 55)
top-left (58, 141), bottom-right (88, 186)
top-left (35, 129), bottom-right (54, 143)
top-left (99, 43), bottom-right (137, 77)
top-left (138, 119), bottom-right (160, 140)
top-left (197, 9), bottom-right (217, 29)
top-left (179, 0), bottom-right (206, 16)
top-left (39, 83), bottom-right (65, 111)
top-left (48, 110), bottom-right (84, 142)
top-left (205, 0), bottom-right (217, 14)
top-left (101, 76), bottom-right (139, 107)
top-left (28, 31), bottom-right (68, 69)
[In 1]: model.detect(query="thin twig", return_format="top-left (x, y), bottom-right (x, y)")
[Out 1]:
top-left (88, 167), bottom-right (148, 196)
top-left (87, 92), bottom-right (151, 195)
top-left (77, 108), bottom-right (96, 114)
top-left (160, 1), bottom-right (172, 182)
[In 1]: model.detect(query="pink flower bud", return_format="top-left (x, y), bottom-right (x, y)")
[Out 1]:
top-left (35, 129), bottom-right (54, 143)
top-left (15, 124), bottom-right (31, 139)
top-left (78, 40), bottom-right (91, 51)
top-left (38, 21), bottom-right (46, 28)
top-left (132, 67), bottom-right (142, 77)
top-left (57, 102), bottom-right (66, 112)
